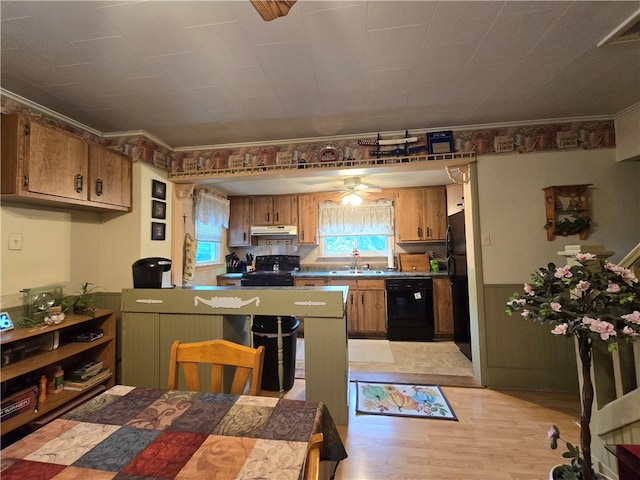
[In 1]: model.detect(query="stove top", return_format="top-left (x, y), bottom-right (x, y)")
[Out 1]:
top-left (251, 255), bottom-right (300, 273)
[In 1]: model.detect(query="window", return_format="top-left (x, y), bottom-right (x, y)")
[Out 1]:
top-left (195, 219), bottom-right (221, 264)
top-left (322, 235), bottom-right (389, 256)
top-left (318, 200), bottom-right (394, 258)
top-left (194, 190), bottom-right (230, 265)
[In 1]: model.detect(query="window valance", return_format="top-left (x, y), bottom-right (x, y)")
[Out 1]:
top-left (319, 200), bottom-right (394, 235)
top-left (195, 190), bottom-right (230, 229)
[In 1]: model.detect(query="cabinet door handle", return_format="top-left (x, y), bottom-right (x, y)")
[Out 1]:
top-left (426, 227), bottom-right (431, 237)
top-left (417, 227), bottom-right (423, 238)
top-left (243, 232), bottom-right (247, 241)
top-left (22, 175), bottom-right (29, 187)
top-left (95, 179), bottom-right (103, 196)
top-left (75, 174), bottom-right (83, 193)
top-left (275, 212), bottom-right (279, 222)
top-left (361, 294), bottom-right (364, 306)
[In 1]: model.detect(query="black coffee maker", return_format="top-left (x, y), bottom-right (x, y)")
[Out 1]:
top-left (132, 257), bottom-right (172, 288)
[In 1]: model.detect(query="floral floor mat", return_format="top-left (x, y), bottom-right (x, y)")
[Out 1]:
top-left (356, 381), bottom-right (457, 420)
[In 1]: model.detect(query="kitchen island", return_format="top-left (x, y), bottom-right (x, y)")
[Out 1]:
top-left (121, 286), bottom-right (349, 425)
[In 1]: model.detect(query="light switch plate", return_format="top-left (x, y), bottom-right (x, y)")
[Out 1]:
top-left (8, 233), bottom-right (23, 250)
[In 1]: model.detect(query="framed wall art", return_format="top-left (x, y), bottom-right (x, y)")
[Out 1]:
top-left (151, 222), bottom-right (166, 241)
top-left (427, 131), bottom-right (454, 154)
top-left (152, 200), bottom-right (166, 219)
top-left (152, 180), bottom-right (166, 200)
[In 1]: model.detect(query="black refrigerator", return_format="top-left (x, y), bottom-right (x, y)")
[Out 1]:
top-left (446, 210), bottom-right (472, 361)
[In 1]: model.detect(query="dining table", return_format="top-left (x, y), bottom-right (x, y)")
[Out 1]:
top-left (1, 385), bottom-right (348, 480)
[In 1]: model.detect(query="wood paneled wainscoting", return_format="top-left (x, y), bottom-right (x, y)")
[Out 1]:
top-left (481, 284), bottom-right (578, 392)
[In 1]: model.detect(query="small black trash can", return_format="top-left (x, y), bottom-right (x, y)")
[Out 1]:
top-left (252, 315), bottom-right (299, 391)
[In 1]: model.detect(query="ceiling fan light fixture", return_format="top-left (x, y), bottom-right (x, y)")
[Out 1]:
top-left (250, 0), bottom-right (297, 22)
top-left (342, 192), bottom-right (363, 206)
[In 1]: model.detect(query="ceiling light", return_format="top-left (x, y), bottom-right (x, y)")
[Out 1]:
top-left (342, 192), bottom-right (363, 206)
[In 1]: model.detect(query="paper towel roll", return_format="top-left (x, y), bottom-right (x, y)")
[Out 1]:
top-left (387, 251), bottom-right (395, 269)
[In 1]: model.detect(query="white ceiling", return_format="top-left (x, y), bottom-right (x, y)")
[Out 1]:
top-left (2, 1), bottom-right (640, 195)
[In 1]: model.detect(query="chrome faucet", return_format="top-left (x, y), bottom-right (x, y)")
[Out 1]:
top-left (351, 248), bottom-right (360, 272)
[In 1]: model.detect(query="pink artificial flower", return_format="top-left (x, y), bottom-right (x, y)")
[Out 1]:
top-left (576, 253), bottom-right (597, 262)
top-left (521, 310), bottom-right (531, 318)
top-left (607, 283), bottom-right (621, 293)
top-left (548, 427), bottom-right (557, 440)
top-left (554, 265), bottom-right (573, 279)
top-left (605, 262), bottom-right (639, 286)
top-left (586, 318), bottom-right (617, 340)
top-left (550, 302), bottom-right (562, 312)
top-left (551, 324), bottom-right (568, 335)
top-left (524, 283), bottom-right (535, 296)
top-left (622, 326), bottom-right (640, 337)
top-left (576, 280), bottom-right (590, 292)
top-left (622, 311), bottom-right (640, 325)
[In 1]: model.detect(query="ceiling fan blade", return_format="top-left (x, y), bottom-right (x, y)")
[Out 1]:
top-left (250, 0), bottom-right (297, 21)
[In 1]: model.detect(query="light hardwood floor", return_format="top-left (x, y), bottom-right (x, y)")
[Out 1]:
top-left (272, 339), bottom-right (582, 480)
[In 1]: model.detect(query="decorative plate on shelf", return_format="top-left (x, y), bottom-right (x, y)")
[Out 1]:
top-left (318, 144), bottom-right (338, 163)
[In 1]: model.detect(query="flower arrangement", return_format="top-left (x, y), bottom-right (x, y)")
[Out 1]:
top-left (506, 253), bottom-right (640, 480)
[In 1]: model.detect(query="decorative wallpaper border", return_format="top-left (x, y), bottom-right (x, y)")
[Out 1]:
top-left (1, 95), bottom-right (615, 177)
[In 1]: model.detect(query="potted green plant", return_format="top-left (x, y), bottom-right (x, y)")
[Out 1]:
top-left (506, 253), bottom-right (640, 480)
top-left (61, 282), bottom-right (99, 317)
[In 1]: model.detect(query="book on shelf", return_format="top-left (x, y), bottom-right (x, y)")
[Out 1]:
top-left (62, 329), bottom-right (104, 343)
top-left (66, 365), bottom-right (106, 382)
top-left (63, 368), bottom-right (112, 391)
top-left (67, 360), bottom-right (103, 377)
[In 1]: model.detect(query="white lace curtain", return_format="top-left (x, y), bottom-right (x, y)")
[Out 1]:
top-left (195, 189), bottom-right (230, 229)
top-left (319, 200), bottom-right (394, 235)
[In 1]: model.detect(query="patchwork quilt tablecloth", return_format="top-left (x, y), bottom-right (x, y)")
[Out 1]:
top-left (1, 385), bottom-right (347, 480)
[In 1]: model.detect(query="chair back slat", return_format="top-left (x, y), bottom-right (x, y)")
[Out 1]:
top-left (168, 339), bottom-right (265, 395)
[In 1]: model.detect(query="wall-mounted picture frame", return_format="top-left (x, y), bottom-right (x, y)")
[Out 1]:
top-left (427, 131), bottom-right (454, 154)
top-left (152, 200), bottom-right (166, 219)
top-left (151, 222), bottom-right (166, 241)
top-left (152, 180), bottom-right (166, 200)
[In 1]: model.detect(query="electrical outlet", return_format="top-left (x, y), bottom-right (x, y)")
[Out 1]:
top-left (481, 232), bottom-right (491, 246)
top-left (8, 233), bottom-right (23, 250)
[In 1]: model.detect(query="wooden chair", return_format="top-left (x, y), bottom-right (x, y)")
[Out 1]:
top-left (168, 339), bottom-right (265, 395)
top-left (302, 432), bottom-right (323, 480)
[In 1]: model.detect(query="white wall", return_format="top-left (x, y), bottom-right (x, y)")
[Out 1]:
top-left (100, 163), bottom-right (172, 291)
top-left (477, 148), bottom-right (640, 285)
top-left (0, 162), bottom-right (172, 307)
top-left (0, 204), bottom-right (103, 306)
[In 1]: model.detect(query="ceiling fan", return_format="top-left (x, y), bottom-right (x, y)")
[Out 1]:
top-left (333, 177), bottom-right (382, 205)
top-left (250, 0), bottom-right (297, 21)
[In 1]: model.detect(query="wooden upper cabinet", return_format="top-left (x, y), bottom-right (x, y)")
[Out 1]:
top-left (1, 113), bottom-right (131, 212)
top-left (89, 144), bottom-right (132, 208)
top-left (252, 195), bottom-right (297, 225)
top-left (228, 196), bottom-right (252, 246)
top-left (394, 186), bottom-right (446, 242)
top-left (297, 193), bottom-right (319, 245)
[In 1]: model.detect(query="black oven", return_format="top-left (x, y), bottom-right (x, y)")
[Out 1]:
top-left (385, 278), bottom-right (434, 341)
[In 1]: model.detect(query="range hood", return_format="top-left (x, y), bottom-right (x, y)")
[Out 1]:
top-left (250, 225), bottom-right (298, 236)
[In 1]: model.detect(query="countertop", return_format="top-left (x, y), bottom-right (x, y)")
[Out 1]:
top-left (218, 270), bottom-right (448, 279)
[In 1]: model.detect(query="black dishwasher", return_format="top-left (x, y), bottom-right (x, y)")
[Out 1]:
top-left (386, 278), bottom-right (434, 341)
